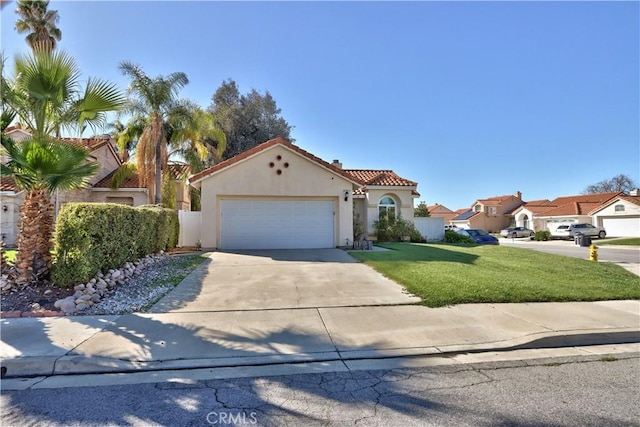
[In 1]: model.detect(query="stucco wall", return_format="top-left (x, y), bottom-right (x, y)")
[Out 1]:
top-left (0, 192), bottom-right (23, 246)
top-left (89, 145), bottom-right (121, 185)
top-left (91, 189), bottom-right (148, 206)
top-left (198, 145), bottom-right (355, 249)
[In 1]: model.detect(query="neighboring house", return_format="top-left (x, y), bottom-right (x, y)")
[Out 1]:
top-left (427, 204), bottom-right (457, 224)
top-left (512, 191), bottom-right (623, 233)
top-left (188, 137), bottom-right (420, 250)
top-left (450, 192), bottom-right (524, 232)
top-left (1, 125), bottom-right (192, 246)
top-left (589, 194), bottom-right (640, 237)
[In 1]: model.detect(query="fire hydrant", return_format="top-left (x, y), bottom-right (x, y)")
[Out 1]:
top-left (589, 244), bottom-right (598, 262)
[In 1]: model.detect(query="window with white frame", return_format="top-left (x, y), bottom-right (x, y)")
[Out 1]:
top-left (474, 204), bottom-right (482, 212)
top-left (378, 196), bottom-right (397, 221)
top-left (614, 204), bottom-right (625, 212)
top-left (489, 207), bottom-right (497, 214)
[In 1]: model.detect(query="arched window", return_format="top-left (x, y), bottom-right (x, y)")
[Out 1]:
top-left (379, 196), bottom-right (396, 221)
top-left (614, 204), bottom-right (625, 212)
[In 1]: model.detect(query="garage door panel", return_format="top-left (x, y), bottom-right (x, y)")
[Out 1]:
top-left (601, 217), bottom-right (640, 238)
top-left (221, 199), bottom-right (335, 249)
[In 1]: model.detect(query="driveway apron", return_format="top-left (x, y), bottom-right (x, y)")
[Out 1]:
top-left (149, 249), bottom-right (420, 312)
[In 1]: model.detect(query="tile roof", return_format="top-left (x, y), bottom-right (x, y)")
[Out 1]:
top-left (525, 192), bottom-right (623, 217)
top-left (476, 194), bottom-right (516, 205)
top-left (427, 204), bottom-right (453, 213)
top-left (189, 137), bottom-right (365, 186)
top-left (93, 162), bottom-right (190, 189)
top-left (342, 169), bottom-right (417, 187)
top-left (0, 176), bottom-right (18, 192)
top-left (58, 136), bottom-right (113, 152)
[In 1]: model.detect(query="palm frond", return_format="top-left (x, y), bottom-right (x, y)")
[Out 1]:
top-left (109, 163), bottom-right (137, 189)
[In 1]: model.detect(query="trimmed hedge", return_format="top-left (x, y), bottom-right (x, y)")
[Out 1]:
top-left (52, 203), bottom-right (179, 286)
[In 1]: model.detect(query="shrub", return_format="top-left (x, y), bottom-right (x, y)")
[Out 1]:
top-left (374, 215), bottom-right (425, 243)
top-left (534, 230), bottom-right (552, 241)
top-left (52, 203), bottom-right (178, 286)
top-left (444, 229), bottom-right (475, 244)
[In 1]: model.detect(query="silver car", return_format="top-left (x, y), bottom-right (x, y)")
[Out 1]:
top-left (552, 223), bottom-right (606, 239)
top-left (500, 227), bottom-right (534, 238)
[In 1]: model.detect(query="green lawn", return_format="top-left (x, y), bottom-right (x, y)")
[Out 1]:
top-left (351, 242), bottom-right (640, 307)
top-left (598, 238), bottom-right (640, 246)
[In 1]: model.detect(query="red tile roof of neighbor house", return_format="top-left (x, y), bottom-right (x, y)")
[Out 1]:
top-left (189, 137), bottom-right (365, 186)
top-left (58, 136), bottom-right (114, 152)
top-left (93, 162), bottom-right (191, 189)
top-left (519, 191), bottom-right (623, 217)
top-left (428, 204), bottom-right (454, 213)
top-left (475, 194), bottom-right (518, 205)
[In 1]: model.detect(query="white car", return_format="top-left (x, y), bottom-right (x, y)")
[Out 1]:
top-left (551, 223), bottom-right (606, 239)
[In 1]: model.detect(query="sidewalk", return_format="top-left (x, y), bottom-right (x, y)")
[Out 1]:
top-left (1, 300), bottom-right (638, 379)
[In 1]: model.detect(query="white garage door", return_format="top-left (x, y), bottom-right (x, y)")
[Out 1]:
top-left (601, 217), bottom-right (640, 237)
top-left (220, 199), bottom-right (335, 249)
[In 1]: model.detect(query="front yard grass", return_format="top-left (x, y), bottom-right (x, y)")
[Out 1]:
top-left (598, 238), bottom-right (640, 246)
top-left (350, 242), bottom-right (640, 307)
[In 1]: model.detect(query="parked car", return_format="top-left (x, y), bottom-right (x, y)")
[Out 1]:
top-left (551, 223), bottom-right (606, 239)
top-left (456, 228), bottom-right (500, 245)
top-left (500, 226), bottom-right (535, 238)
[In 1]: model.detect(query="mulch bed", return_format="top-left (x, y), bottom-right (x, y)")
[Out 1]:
top-left (1, 280), bottom-right (73, 316)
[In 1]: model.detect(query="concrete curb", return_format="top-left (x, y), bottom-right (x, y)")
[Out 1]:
top-left (2, 328), bottom-right (638, 379)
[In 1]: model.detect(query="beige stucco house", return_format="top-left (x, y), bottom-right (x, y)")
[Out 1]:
top-left (451, 192), bottom-right (524, 232)
top-left (189, 137), bottom-right (419, 250)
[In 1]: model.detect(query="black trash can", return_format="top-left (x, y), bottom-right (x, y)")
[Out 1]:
top-left (574, 232), bottom-right (584, 246)
top-left (581, 235), bottom-right (592, 247)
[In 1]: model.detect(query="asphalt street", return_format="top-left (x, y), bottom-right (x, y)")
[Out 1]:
top-left (500, 239), bottom-right (640, 264)
top-left (1, 354), bottom-right (638, 426)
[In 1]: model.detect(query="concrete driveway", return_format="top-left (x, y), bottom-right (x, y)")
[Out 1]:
top-left (150, 249), bottom-right (420, 313)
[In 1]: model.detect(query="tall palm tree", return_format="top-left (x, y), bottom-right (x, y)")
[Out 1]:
top-left (15, 0), bottom-right (62, 52)
top-left (2, 48), bottom-right (124, 284)
top-left (1, 137), bottom-right (98, 284)
top-left (119, 62), bottom-right (188, 205)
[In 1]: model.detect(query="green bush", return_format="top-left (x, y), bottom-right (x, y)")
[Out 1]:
top-left (534, 230), bottom-right (552, 241)
top-left (373, 215), bottom-right (425, 243)
top-left (52, 203), bottom-right (179, 286)
top-left (444, 229), bottom-right (475, 244)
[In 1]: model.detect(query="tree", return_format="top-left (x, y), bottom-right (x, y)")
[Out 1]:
top-left (209, 79), bottom-right (293, 159)
top-left (414, 201), bottom-right (430, 217)
top-left (1, 137), bottom-right (98, 284)
top-left (119, 62), bottom-right (189, 205)
top-left (8, 48), bottom-right (125, 138)
top-left (15, 0), bottom-right (62, 52)
top-left (583, 174), bottom-right (638, 195)
top-left (2, 48), bottom-right (124, 284)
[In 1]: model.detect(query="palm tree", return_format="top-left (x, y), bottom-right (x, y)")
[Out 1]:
top-left (15, 0), bottom-right (62, 52)
top-left (119, 62), bottom-right (188, 205)
top-left (167, 102), bottom-right (227, 172)
top-left (2, 48), bottom-right (124, 284)
top-left (1, 137), bottom-right (98, 284)
top-left (9, 48), bottom-right (125, 138)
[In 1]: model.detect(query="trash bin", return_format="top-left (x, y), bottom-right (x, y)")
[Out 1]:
top-left (581, 235), bottom-right (592, 247)
top-left (574, 232), bottom-right (584, 246)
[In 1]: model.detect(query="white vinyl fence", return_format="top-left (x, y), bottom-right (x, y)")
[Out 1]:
top-left (178, 210), bottom-right (202, 247)
top-left (413, 217), bottom-right (445, 242)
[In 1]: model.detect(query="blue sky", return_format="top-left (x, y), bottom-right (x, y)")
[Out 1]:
top-left (1, 1), bottom-right (638, 210)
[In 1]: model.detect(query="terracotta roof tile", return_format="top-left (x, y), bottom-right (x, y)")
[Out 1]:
top-left (0, 176), bottom-right (18, 192)
top-left (524, 192), bottom-right (623, 217)
top-left (93, 162), bottom-right (190, 189)
top-left (588, 195), bottom-right (640, 214)
top-left (190, 137), bottom-right (364, 186)
top-left (58, 137), bottom-right (112, 152)
top-left (342, 170), bottom-right (417, 187)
